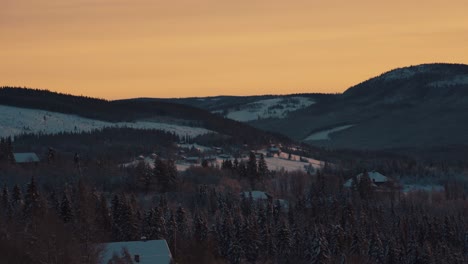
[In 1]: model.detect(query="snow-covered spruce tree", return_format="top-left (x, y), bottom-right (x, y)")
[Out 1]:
top-left (22, 176), bottom-right (44, 225)
top-left (275, 221), bottom-right (292, 262)
top-left (247, 152), bottom-right (258, 187)
top-left (176, 205), bottom-right (188, 238)
top-left (310, 232), bottom-right (331, 264)
top-left (257, 153), bottom-right (269, 182)
top-left (227, 239), bottom-right (243, 264)
top-left (60, 192), bottom-right (73, 223)
top-left (12, 184), bottom-right (22, 207)
top-left (193, 213), bottom-right (208, 243)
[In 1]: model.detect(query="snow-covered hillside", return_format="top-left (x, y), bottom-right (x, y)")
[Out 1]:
top-left (214, 97), bottom-right (315, 122)
top-left (0, 105), bottom-right (213, 138)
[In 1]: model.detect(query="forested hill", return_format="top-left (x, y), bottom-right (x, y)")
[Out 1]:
top-left (0, 87), bottom-right (290, 144)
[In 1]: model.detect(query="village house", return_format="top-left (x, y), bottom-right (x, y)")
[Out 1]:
top-left (267, 145), bottom-right (281, 156)
top-left (99, 239), bottom-right (172, 264)
top-left (343, 171), bottom-right (395, 189)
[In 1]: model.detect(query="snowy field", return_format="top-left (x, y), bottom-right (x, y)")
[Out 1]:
top-left (215, 97), bottom-right (315, 122)
top-left (0, 105), bottom-right (213, 138)
top-left (304, 124), bottom-right (354, 141)
top-left (123, 148), bottom-right (325, 173)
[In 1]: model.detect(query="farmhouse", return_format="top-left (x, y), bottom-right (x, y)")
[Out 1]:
top-left (343, 171), bottom-right (390, 188)
top-left (267, 145), bottom-right (281, 156)
top-left (100, 239), bottom-right (172, 264)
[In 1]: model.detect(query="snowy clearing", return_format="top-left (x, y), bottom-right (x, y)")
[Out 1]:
top-left (216, 97), bottom-right (315, 122)
top-left (0, 105), bottom-right (213, 138)
top-left (304, 125), bottom-right (354, 141)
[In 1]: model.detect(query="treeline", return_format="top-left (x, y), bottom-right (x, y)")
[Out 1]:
top-left (10, 128), bottom-right (181, 162)
top-left (0, 137), bottom-right (14, 164)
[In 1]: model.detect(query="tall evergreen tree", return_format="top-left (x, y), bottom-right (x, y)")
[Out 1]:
top-left (60, 192), bottom-right (73, 223)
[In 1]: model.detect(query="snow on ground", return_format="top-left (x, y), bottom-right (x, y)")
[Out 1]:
top-left (402, 184), bottom-right (444, 193)
top-left (218, 97), bottom-right (315, 122)
top-left (123, 146), bottom-right (325, 173)
top-left (0, 105), bottom-right (213, 138)
top-left (304, 125), bottom-right (354, 141)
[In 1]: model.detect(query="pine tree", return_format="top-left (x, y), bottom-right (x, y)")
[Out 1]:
top-left (1, 184), bottom-right (12, 219)
top-left (310, 233), bottom-right (331, 264)
top-left (95, 194), bottom-right (112, 240)
top-left (176, 205), bottom-right (188, 238)
top-left (194, 214), bottom-right (208, 242)
top-left (154, 157), bottom-right (168, 191)
top-left (358, 171), bottom-right (373, 200)
top-left (23, 177), bottom-right (43, 222)
top-left (247, 152), bottom-right (258, 187)
top-left (257, 154), bottom-right (269, 182)
top-left (228, 239), bottom-right (243, 264)
top-left (153, 206), bottom-right (167, 240)
top-left (60, 192), bottom-right (73, 223)
top-left (276, 222), bottom-right (292, 260)
top-left (1, 184), bottom-right (9, 211)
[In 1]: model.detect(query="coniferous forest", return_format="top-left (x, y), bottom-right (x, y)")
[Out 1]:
top-left (0, 129), bottom-right (467, 264)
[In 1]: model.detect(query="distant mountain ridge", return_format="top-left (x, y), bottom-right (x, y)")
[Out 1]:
top-left (250, 63), bottom-right (468, 150)
top-left (3, 63), bottom-right (468, 151)
top-left (0, 87), bottom-right (290, 144)
top-left (150, 63), bottom-right (468, 151)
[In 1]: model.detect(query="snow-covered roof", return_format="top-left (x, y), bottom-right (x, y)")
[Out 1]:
top-left (100, 239), bottom-right (172, 264)
top-left (13, 153), bottom-right (39, 163)
top-left (241, 191), bottom-right (270, 200)
top-left (343, 171), bottom-right (389, 187)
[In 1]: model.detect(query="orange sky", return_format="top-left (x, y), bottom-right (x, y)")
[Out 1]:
top-left (1, 0), bottom-right (467, 99)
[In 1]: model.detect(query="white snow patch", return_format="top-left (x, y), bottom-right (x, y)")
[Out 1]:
top-left (304, 125), bottom-right (354, 141)
top-left (0, 105), bottom-right (213, 138)
top-left (217, 97), bottom-right (315, 122)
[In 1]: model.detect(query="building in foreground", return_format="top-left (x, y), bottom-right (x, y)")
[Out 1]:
top-left (99, 239), bottom-right (172, 264)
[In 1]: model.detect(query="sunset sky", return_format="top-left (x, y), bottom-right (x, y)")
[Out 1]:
top-left (1, 0), bottom-right (467, 99)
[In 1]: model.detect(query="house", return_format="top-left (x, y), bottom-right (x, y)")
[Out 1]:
top-left (13, 153), bottom-right (39, 164)
top-left (240, 191), bottom-right (289, 210)
top-left (99, 239), bottom-right (172, 264)
top-left (343, 171), bottom-right (389, 188)
top-left (267, 145), bottom-right (281, 156)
